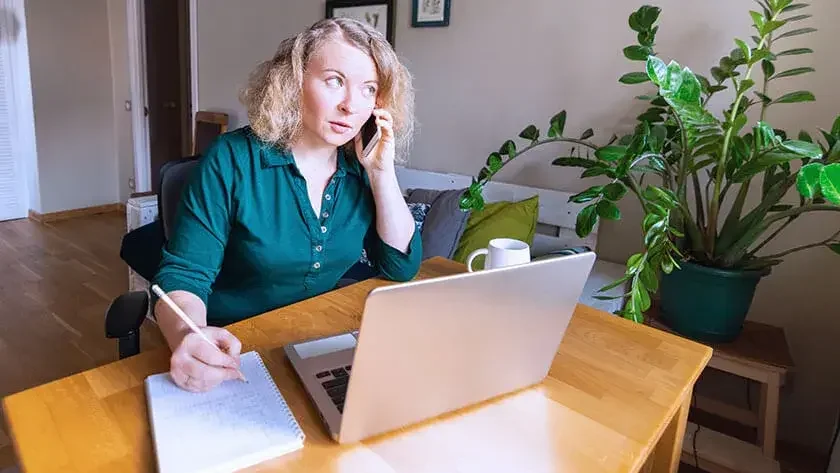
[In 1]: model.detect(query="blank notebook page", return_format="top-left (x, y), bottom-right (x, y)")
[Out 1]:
top-left (145, 351), bottom-right (305, 473)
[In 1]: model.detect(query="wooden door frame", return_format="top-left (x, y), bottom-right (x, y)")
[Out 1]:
top-left (126, 0), bottom-right (198, 194)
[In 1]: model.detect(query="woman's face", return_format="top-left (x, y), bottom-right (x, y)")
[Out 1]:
top-left (300, 38), bottom-right (379, 149)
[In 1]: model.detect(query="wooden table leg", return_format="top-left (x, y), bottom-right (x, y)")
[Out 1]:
top-left (758, 372), bottom-right (781, 458)
top-left (648, 390), bottom-right (692, 473)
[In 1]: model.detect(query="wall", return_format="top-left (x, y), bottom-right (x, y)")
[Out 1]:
top-left (107, 0), bottom-right (134, 202)
top-left (194, 0), bottom-right (840, 453)
top-left (25, 0), bottom-right (120, 213)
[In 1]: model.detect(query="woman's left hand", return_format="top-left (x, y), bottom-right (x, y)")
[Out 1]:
top-left (355, 108), bottom-right (396, 174)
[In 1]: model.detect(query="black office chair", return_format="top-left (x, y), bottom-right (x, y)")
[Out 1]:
top-left (105, 156), bottom-right (200, 359)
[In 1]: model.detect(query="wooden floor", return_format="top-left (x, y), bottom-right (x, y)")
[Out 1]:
top-left (0, 212), bottom-right (164, 469)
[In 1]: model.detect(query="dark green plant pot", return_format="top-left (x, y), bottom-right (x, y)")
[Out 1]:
top-left (659, 261), bottom-right (769, 343)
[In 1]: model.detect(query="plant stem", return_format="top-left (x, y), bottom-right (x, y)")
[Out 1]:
top-left (706, 16), bottom-right (779, 254)
top-left (757, 228), bottom-right (840, 260)
top-left (480, 136), bottom-right (600, 185)
top-left (765, 204), bottom-right (840, 225)
top-left (748, 216), bottom-right (796, 256)
top-left (692, 171), bottom-right (706, 232)
top-left (625, 176), bottom-right (650, 214)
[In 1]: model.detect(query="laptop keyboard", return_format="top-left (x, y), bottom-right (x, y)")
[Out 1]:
top-left (316, 365), bottom-right (352, 413)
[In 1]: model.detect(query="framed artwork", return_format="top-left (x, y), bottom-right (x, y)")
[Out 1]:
top-left (326, 0), bottom-right (396, 46)
top-left (412, 0), bottom-right (451, 27)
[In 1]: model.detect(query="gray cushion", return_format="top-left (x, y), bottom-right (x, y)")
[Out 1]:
top-left (405, 188), bottom-right (471, 260)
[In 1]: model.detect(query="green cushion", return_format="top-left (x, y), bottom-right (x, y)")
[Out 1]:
top-left (452, 195), bottom-right (539, 269)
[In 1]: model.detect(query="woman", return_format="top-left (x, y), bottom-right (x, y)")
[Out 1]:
top-left (152, 18), bottom-right (422, 392)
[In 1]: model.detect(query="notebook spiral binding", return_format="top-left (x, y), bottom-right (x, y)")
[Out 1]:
top-left (253, 352), bottom-right (306, 442)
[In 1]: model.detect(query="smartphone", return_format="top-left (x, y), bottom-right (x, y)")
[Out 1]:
top-left (360, 115), bottom-right (381, 158)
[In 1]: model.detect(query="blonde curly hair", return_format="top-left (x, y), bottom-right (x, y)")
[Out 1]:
top-left (239, 18), bottom-right (415, 163)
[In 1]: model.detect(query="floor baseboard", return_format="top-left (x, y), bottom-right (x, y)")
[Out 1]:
top-left (28, 203), bottom-right (122, 224)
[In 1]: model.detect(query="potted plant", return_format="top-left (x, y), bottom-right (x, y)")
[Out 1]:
top-left (459, 1), bottom-right (840, 342)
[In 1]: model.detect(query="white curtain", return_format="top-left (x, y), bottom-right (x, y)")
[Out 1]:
top-left (0, 0), bottom-right (28, 221)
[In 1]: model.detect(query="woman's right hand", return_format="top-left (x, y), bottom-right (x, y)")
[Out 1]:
top-left (169, 327), bottom-right (243, 392)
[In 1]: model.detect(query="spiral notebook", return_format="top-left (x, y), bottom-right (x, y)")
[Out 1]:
top-left (145, 351), bottom-right (305, 473)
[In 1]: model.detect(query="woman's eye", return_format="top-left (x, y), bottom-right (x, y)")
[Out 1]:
top-left (325, 77), bottom-right (343, 87)
top-left (363, 85), bottom-right (377, 97)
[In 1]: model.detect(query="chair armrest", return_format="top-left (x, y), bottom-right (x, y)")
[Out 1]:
top-left (105, 291), bottom-right (150, 339)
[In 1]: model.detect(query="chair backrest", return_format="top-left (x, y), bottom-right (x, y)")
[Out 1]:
top-left (193, 111), bottom-right (228, 156)
top-left (158, 157), bottom-right (200, 240)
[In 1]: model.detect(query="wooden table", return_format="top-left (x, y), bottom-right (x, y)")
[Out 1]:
top-left (3, 258), bottom-right (712, 473)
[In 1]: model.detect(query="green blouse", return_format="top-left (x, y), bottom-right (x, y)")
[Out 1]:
top-left (152, 127), bottom-right (422, 326)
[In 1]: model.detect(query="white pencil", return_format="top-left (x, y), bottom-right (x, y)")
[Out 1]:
top-left (150, 284), bottom-right (248, 383)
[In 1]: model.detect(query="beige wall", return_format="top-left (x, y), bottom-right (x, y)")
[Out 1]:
top-left (107, 0), bottom-right (134, 202)
top-left (25, 0), bottom-right (120, 213)
top-left (195, 0), bottom-right (840, 451)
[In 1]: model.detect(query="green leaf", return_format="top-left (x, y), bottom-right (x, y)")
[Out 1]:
top-left (738, 79), bottom-right (756, 95)
top-left (575, 204), bottom-right (598, 238)
top-left (603, 182), bottom-right (628, 201)
top-left (711, 66), bottom-right (727, 83)
top-left (782, 3), bottom-right (809, 12)
top-left (633, 279), bottom-right (652, 312)
top-left (755, 91), bottom-right (773, 105)
top-left (627, 253), bottom-right (643, 272)
top-left (781, 140), bottom-right (823, 158)
top-left (569, 185), bottom-right (604, 204)
top-left (624, 45), bottom-right (652, 61)
top-left (798, 131), bottom-right (813, 143)
top-left (761, 60), bottom-right (776, 78)
top-left (595, 146), bottom-right (628, 162)
top-left (550, 111), bottom-right (567, 138)
top-left (551, 157), bottom-right (597, 168)
top-left (646, 56), bottom-right (668, 85)
top-left (770, 67), bottom-right (815, 80)
top-left (819, 164), bottom-right (840, 204)
top-left (581, 166), bottom-right (616, 179)
top-left (772, 91), bottom-right (816, 104)
top-left (599, 274), bottom-right (632, 292)
top-left (620, 72), bottom-right (651, 85)
top-left (643, 185), bottom-right (677, 206)
top-left (518, 125), bottom-right (539, 141)
top-left (761, 20), bottom-right (787, 36)
top-left (638, 5), bottom-right (661, 29)
top-left (750, 10), bottom-right (766, 30)
top-left (650, 125), bottom-right (666, 153)
top-left (735, 39), bottom-right (751, 62)
top-left (776, 48), bottom-right (813, 56)
top-left (820, 129), bottom-right (838, 150)
top-left (640, 265), bottom-right (659, 293)
top-left (676, 68), bottom-right (703, 103)
top-left (797, 162), bottom-right (823, 199)
top-left (628, 10), bottom-right (644, 32)
top-left (732, 151), bottom-right (802, 182)
top-left (500, 140), bottom-right (516, 156)
top-left (580, 128), bottom-right (594, 140)
top-left (637, 111), bottom-right (663, 123)
top-left (829, 243), bottom-right (840, 256)
top-left (783, 14), bottom-right (812, 22)
top-left (596, 200), bottom-right (621, 220)
top-left (775, 27), bottom-right (818, 40)
top-left (486, 152), bottom-right (503, 172)
top-left (832, 115), bottom-right (840, 137)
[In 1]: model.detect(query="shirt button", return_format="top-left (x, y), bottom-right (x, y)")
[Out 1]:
top-left (313, 262), bottom-right (321, 269)
top-left (321, 226), bottom-right (327, 233)
top-left (322, 211), bottom-right (329, 218)
top-left (315, 245), bottom-right (323, 252)
top-left (325, 194), bottom-right (332, 201)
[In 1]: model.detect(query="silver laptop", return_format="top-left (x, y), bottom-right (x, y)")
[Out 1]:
top-left (284, 251), bottom-right (596, 444)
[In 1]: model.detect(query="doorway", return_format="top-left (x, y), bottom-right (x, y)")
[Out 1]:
top-left (143, 0), bottom-right (192, 193)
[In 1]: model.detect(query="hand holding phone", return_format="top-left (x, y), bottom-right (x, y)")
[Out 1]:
top-left (360, 114), bottom-right (382, 159)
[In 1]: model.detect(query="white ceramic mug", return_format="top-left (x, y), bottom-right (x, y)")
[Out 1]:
top-left (466, 238), bottom-right (531, 272)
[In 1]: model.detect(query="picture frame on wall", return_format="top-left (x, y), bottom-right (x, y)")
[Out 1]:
top-left (412, 0), bottom-right (451, 27)
top-left (326, 0), bottom-right (396, 46)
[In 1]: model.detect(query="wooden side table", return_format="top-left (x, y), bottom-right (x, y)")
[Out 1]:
top-left (646, 307), bottom-right (794, 472)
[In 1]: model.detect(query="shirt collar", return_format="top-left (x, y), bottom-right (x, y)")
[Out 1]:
top-left (260, 142), bottom-right (362, 178)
